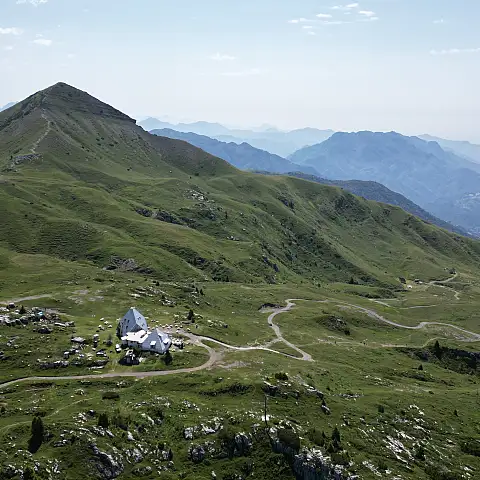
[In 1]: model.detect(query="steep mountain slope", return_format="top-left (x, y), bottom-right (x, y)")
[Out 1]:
top-left (282, 173), bottom-right (469, 236)
top-left (420, 134), bottom-right (480, 165)
top-left (140, 117), bottom-right (334, 157)
top-left (151, 128), bottom-right (318, 175)
top-left (290, 131), bottom-right (480, 235)
top-left (2, 83), bottom-right (480, 290)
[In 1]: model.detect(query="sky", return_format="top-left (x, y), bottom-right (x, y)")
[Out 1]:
top-left (1, 0), bottom-right (479, 142)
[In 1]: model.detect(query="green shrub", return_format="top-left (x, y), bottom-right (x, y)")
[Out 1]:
top-left (274, 372), bottom-right (288, 381)
top-left (277, 428), bottom-right (300, 453)
top-left (461, 438), bottom-right (480, 457)
top-left (414, 445), bottom-right (426, 461)
top-left (307, 428), bottom-right (326, 447)
top-left (102, 391), bottom-right (120, 400)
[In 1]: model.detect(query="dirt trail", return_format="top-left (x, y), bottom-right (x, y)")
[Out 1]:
top-left (428, 273), bottom-right (461, 300)
top-left (338, 302), bottom-right (480, 342)
top-left (0, 294), bottom-right (54, 305)
top-left (266, 300), bottom-right (313, 361)
top-left (30, 110), bottom-right (52, 154)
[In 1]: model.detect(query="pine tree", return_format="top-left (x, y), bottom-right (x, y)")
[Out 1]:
top-left (98, 412), bottom-right (109, 429)
top-left (332, 426), bottom-right (341, 443)
top-left (164, 350), bottom-right (173, 365)
top-left (28, 416), bottom-right (44, 453)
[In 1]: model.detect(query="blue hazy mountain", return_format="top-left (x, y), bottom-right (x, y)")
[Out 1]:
top-left (419, 134), bottom-right (480, 165)
top-left (140, 118), bottom-right (334, 157)
top-left (151, 128), bottom-right (319, 176)
top-left (289, 131), bottom-right (480, 235)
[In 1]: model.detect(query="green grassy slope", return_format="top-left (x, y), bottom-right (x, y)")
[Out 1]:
top-left (1, 82), bottom-right (480, 291)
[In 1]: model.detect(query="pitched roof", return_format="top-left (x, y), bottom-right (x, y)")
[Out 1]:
top-left (121, 307), bottom-right (148, 334)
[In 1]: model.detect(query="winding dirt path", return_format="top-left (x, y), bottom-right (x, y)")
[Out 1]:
top-left (337, 302), bottom-right (480, 342)
top-left (266, 300), bottom-right (313, 361)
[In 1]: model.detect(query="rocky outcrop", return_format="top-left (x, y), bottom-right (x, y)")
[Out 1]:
top-left (273, 443), bottom-right (353, 480)
top-left (233, 433), bottom-right (252, 456)
top-left (90, 444), bottom-right (124, 479)
top-left (292, 449), bottom-right (351, 480)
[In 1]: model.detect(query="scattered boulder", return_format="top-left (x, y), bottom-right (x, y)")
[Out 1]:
top-left (189, 445), bottom-right (206, 463)
top-left (37, 326), bottom-right (53, 335)
top-left (234, 433), bottom-right (252, 456)
top-left (184, 427), bottom-right (194, 440)
top-left (132, 466), bottom-right (152, 477)
top-left (321, 404), bottom-right (331, 415)
top-left (262, 381), bottom-right (279, 396)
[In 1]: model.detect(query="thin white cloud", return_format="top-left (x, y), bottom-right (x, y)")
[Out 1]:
top-left (16, 0), bottom-right (48, 6)
top-left (288, 18), bottom-right (309, 24)
top-left (322, 20), bottom-right (352, 25)
top-left (221, 68), bottom-right (265, 77)
top-left (0, 27), bottom-right (23, 35)
top-left (67, 53), bottom-right (75, 59)
top-left (359, 10), bottom-right (376, 17)
top-left (210, 53), bottom-right (236, 61)
top-left (307, 31), bottom-right (316, 36)
top-left (317, 13), bottom-right (333, 19)
top-left (302, 25), bottom-right (313, 29)
top-left (331, 3), bottom-right (359, 11)
top-left (433, 19), bottom-right (446, 24)
top-left (430, 47), bottom-right (480, 55)
top-left (3, 45), bottom-right (14, 51)
top-left (33, 38), bottom-right (52, 46)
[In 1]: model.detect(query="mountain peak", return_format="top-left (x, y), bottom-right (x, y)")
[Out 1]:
top-left (23, 82), bottom-right (136, 123)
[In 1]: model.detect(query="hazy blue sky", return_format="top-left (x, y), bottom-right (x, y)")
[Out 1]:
top-left (1, 0), bottom-right (479, 141)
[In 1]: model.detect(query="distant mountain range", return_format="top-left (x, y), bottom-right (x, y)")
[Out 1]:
top-left (140, 118), bottom-right (333, 157)
top-left (289, 131), bottom-right (480, 235)
top-left (419, 134), bottom-right (480, 165)
top-left (151, 128), bottom-right (319, 176)
top-left (0, 102), bottom-right (16, 112)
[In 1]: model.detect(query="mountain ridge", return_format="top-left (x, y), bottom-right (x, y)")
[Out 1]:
top-left (140, 117), bottom-right (334, 157)
top-left (151, 128), bottom-right (319, 176)
top-left (420, 134), bottom-right (480, 165)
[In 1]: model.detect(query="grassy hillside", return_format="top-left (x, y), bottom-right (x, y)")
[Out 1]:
top-left (278, 172), bottom-right (469, 236)
top-left (1, 83), bottom-right (480, 291)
